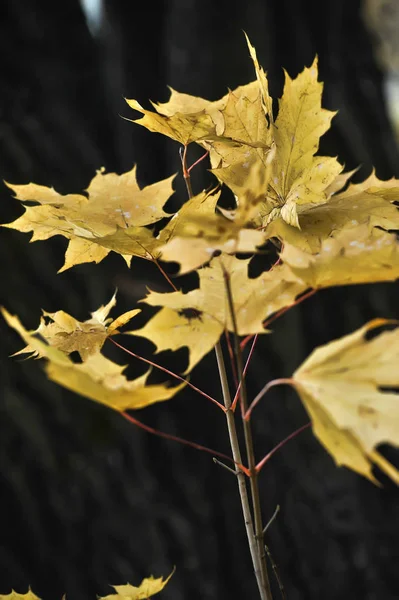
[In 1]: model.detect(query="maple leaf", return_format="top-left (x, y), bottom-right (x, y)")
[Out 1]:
top-left (291, 320), bottom-right (399, 484)
top-left (280, 225), bottom-right (399, 289)
top-left (86, 225), bottom-right (164, 262)
top-left (3, 166), bottom-right (175, 271)
top-left (205, 82), bottom-right (275, 173)
top-left (2, 309), bottom-right (183, 411)
top-left (130, 256), bottom-right (306, 372)
top-left (245, 34), bottom-right (274, 123)
top-left (125, 97), bottom-right (220, 145)
top-left (13, 293), bottom-right (140, 362)
top-left (99, 571), bottom-right (173, 600)
top-left (159, 163), bottom-right (269, 273)
top-left (259, 58), bottom-right (342, 228)
top-left (0, 592), bottom-right (41, 600)
top-left (266, 171), bottom-right (399, 252)
top-left (126, 47), bottom-right (274, 176)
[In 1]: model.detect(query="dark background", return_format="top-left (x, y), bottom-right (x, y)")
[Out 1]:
top-left (0, 1), bottom-right (398, 599)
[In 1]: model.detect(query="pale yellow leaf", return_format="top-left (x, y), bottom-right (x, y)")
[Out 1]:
top-left (266, 171), bottom-right (399, 252)
top-left (160, 163), bottom-right (270, 273)
top-left (2, 309), bottom-right (183, 412)
top-left (5, 294), bottom-right (139, 362)
top-left (292, 320), bottom-right (399, 484)
top-left (99, 571), bottom-right (173, 600)
top-left (130, 256), bottom-right (306, 372)
top-left (0, 591), bottom-right (41, 600)
top-left (281, 225), bottom-right (399, 288)
top-left (207, 84), bottom-right (274, 171)
top-left (46, 353), bottom-right (184, 411)
top-left (245, 34), bottom-right (274, 122)
top-left (264, 58), bottom-right (342, 227)
top-left (3, 166), bottom-right (175, 271)
top-left (125, 98), bottom-right (217, 145)
top-left (59, 237), bottom-right (111, 273)
top-left (89, 226), bottom-right (163, 261)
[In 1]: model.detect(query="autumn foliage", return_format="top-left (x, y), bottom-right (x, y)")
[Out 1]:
top-left (1, 37), bottom-right (398, 599)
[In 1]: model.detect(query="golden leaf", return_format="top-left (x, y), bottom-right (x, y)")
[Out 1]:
top-left (9, 293), bottom-right (139, 362)
top-left (266, 171), bottom-right (399, 252)
top-left (281, 225), bottom-right (399, 289)
top-left (87, 226), bottom-right (163, 262)
top-left (2, 309), bottom-right (183, 412)
top-left (292, 320), bottom-right (399, 484)
top-left (125, 98), bottom-right (218, 145)
top-left (159, 190), bottom-right (221, 244)
top-left (99, 571), bottom-right (173, 600)
top-left (153, 87), bottom-right (226, 134)
top-left (3, 166), bottom-right (175, 271)
top-left (206, 83), bottom-right (274, 172)
top-left (264, 58), bottom-right (342, 228)
top-left (160, 163), bottom-right (269, 273)
top-left (130, 256), bottom-right (305, 372)
top-left (245, 34), bottom-right (274, 123)
top-left (0, 591), bottom-right (41, 600)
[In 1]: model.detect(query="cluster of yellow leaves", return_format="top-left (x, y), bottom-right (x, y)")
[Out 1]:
top-left (2, 303), bottom-right (184, 412)
top-left (0, 571), bottom-right (172, 600)
top-left (3, 166), bottom-right (176, 271)
top-left (132, 256), bottom-right (305, 372)
top-left (2, 36), bottom-right (399, 483)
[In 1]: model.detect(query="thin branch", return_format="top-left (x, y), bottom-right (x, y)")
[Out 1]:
top-left (121, 411), bottom-right (245, 469)
top-left (180, 145), bottom-right (194, 198)
top-left (240, 288), bottom-right (318, 350)
top-left (263, 505), bottom-right (280, 535)
top-left (232, 334), bottom-right (259, 412)
top-left (245, 378), bottom-right (293, 421)
top-left (187, 149), bottom-right (209, 173)
top-left (222, 265), bottom-right (273, 600)
top-left (213, 457), bottom-right (238, 476)
top-left (153, 257), bottom-right (178, 292)
top-left (225, 330), bottom-right (239, 391)
top-left (109, 337), bottom-right (226, 412)
top-left (265, 544), bottom-right (286, 600)
top-left (256, 423), bottom-right (312, 473)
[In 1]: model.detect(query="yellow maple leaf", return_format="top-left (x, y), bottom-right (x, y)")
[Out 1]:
top-left (125, 98), bottom-right (219, 146)
top-left (159, 163), bottom-right (271, 274)
top-left (261, 58), bottom-right (342, 228)
top-left (126, 46), bottom-right (274, 176)
top-left (281, 225), bottom-right (399, 289)
top-left (0, 591), bottom-right (41, 600)
top-left (205, 83), bottom-right (274, 172)
top-left (2, 309), bottom-right (183, 411)
top-left (3, 166), bottom-right (175, 271)
top-left (130, 256), bottom-right (306, 372)
top-left (84, 225), bottom-right (164, 263)
top-left (291, 320), bottom-right (399, 484)
top-left (15, 293), bottom-right (139, 361)
top-left (266, 171), bottom-right (399, 252)
top-left (99, 571), bottom-right (173, 600)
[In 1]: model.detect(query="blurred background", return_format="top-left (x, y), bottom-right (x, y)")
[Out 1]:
top-left (0, 0), bottom-right (398, 598)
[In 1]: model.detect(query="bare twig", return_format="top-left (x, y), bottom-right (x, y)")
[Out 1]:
top-left (213, 457), bottom-right (238, 476)
top-left (121, 411), bottom-right (242, 467)
top-left (240, 288), bottom-right (317, 351)
top-left (109, 338), bottom-right (226, 412)
top-left (245, 378), bottom-right (293, 421)
top-left (256, 423), bottom-right (312, 473)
